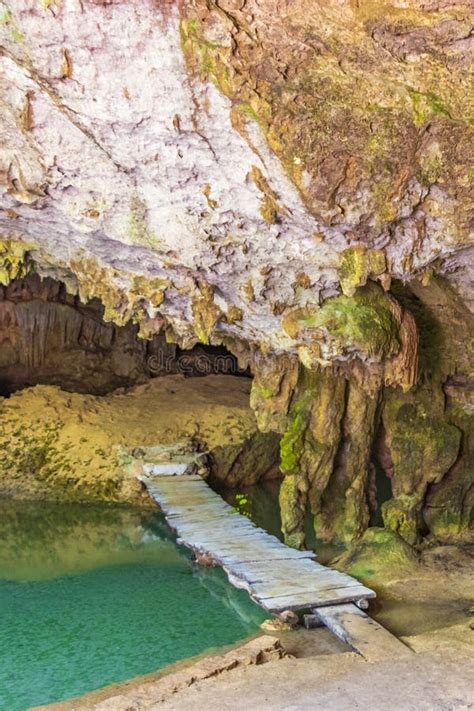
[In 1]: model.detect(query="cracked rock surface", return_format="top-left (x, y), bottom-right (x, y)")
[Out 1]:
top-left (0, 0), bottom-right (471, 357)
top-left (0, 1), bottom-right (472, 546)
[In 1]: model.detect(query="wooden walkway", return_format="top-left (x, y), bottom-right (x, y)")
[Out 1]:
top-left (137, 444), bottom-right (413, 660)
top-left (139, 467), bottom-right (374, 613)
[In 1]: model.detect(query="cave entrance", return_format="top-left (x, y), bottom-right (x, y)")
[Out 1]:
top-left (0, 274), bottom-right (249, 396)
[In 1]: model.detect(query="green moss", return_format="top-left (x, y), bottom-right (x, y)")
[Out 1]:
top-left (251, 384), bottom-right (277, 401)
top-left (0, 239), bottom-right (33, 285)
top-left (127, 209), bottom-right (159, 250)
top-left (424, 402), bottom-right (474, 542)
top-left (382, 387), bottom-right (462, 544)
top-left (278, 474), bottom-right (306, 549)
top-left (387, 399), bottom-right (461, 484)
top-left (0, 8), bottom-right (12, 23)
top-left (338, 246), bottom-right (369, 297)
top-left (279, 367), bottom-right (319, 473)
top-left (278, 367), bottom-right (346, 547)
top-left (191, 282), bottom-right (222, 345)
top-left (290, 283), bottom-right (400, 361)
top-left (336, 526), bottom-right (419, 584)
top-left (130, 275), bottom-right (169, 308)
top-left (381, 496), bottom-right (420, 546)
top-left (338, 246), bottom-right (386, 296)
top-left (408, 89), bottom-right (451, 127)
top-left (180, 17), bottom-right (233, 96)
top-left (235, 102), bottom-right (261, 123)
top-left (0, 5), bottom-right (25, 42)
top-left (419, 154), bottom-right (445, 186)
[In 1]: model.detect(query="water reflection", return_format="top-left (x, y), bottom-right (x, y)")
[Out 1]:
top-left (0, 497), bottom-right (266, 627)
top-left (0, 499), bottom-right (186, 582)
top-left (220, 480), bottom-right (346, 565)
top-left (0, 498), bottom-right (267, 710)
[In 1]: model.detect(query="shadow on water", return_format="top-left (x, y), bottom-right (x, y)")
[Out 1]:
top-left (0, 498), bottom-right (266, 711)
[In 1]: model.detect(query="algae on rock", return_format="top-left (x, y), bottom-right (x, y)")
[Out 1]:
top-left (0, 376), bottom-right (278, 503)
top-left (316, 377), bottom-right (381, 543)
top-left (381, 386), bottom-right (461, 545)
top-left (279, 366), bottom-right (346, 548)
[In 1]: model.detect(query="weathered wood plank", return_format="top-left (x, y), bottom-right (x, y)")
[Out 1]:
top-left (253, 584), bottom-right (374, 608)
top-left (313, 603), bottom-right (413, 662)
top-left (140, 466), bottom-right (376, 614)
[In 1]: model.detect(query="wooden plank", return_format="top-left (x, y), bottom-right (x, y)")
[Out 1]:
top-left (256, 589), bottom-right (375, 613)
top-left (143, 463), bottom-right (190, 476)
top-left (313, 603), bottom-right (413, 662)
top-left (140, 465), bottom-right (376, 613)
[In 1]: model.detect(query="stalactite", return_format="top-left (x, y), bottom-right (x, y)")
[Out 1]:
top-left (278, 366), bottom-right (346, 548)
top-left (16, 302), bottom-right (84, 369)
top-left (316, 377), bottom-right (381, 543)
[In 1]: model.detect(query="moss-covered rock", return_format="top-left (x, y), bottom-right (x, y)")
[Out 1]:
top-left (208, 430), bottom-right (280, 489)
top-left (191, 282), bottom-right (222, 345)
top-left (338, 245), bottom-right (386, 297)
top-left (336, 526), bottom-right (419, 585)
top-left (278, 365), bottom-right (346, 547)
top-left (381, 386), bottom-right (461, 544)
top-left (180, 1), bottom-right (473, 247)
top-left (423, 382), bottom-right (474, 543)
top-left (0, 239), bottom-right (33, 285)
top-left (283, 283), bottom-right (401, 365)
top-left (250, 356), bottom-right (299, 434)
top-left (317, 377), bottom-right (380, 543)
top-left (0, 376), bottom-right (271, 503)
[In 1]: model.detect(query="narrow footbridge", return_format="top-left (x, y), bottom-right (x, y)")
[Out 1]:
top-left (137, 443), bottom-right (412, 661)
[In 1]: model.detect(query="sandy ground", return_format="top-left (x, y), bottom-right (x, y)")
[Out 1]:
top-left (0, 376), bottom-right (279, 502)
top-left (153, 648), bottom-right (473, 711)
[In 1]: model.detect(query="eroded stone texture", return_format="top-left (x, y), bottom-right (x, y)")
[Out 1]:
top-left (278, 366), bottom-right (346, 547)
top-left (0, 1), bottom-right (472, 546)
top-left (385, 278), bottom-right (474, 543)
top-left (423, 376), bottom-right (473, 542)
top-left (0, 0), bottom-right (472, 359)
top-left (316, 377), bottom-right (381, 544)
top-left (0, 273), bottom-right (179, 393)
top-left (381, 385), bottom-right (461, 544)
top-left (0, 375), bottom-right (279, 502)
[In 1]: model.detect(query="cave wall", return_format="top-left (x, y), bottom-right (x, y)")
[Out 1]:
top-left (0, 274), bottom-right (177, 394)
top-left (251, 276), bottom-right (473, 547)
top-left (0, 2), bottom-right (472, 545)
top-left (0, 274), bottom-right (244, 394)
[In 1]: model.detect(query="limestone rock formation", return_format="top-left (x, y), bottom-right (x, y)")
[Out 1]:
top-left (0, 1), bottom-right (472, 545)
top-left (0, 273), bottom-right (179, 393)
top-left (0, 376), bottom-right (279, 502)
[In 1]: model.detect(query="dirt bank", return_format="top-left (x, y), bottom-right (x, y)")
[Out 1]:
top-left (0, 375), bottom-right (279, 503)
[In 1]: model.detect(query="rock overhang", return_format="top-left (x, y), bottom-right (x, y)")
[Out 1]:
top-left (0, 0), bottom-right (472, 373)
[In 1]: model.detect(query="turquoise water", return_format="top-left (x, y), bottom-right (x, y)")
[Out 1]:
top-left (0, 500), bottom-right (266, 711)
